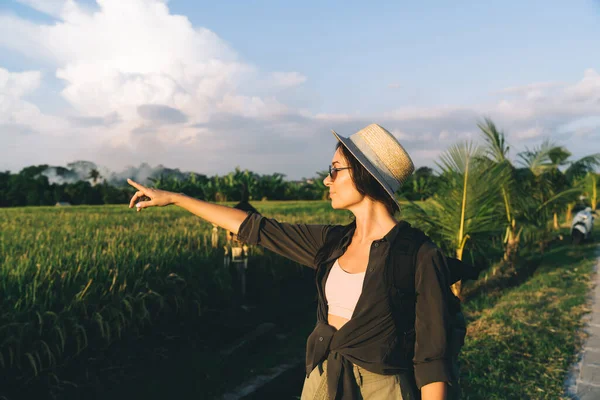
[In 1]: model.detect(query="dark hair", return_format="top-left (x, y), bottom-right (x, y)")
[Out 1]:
top-left (335, 141), bottom-right (400, 217)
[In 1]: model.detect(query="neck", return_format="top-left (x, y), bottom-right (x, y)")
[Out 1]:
top-left (350, 202), bottom-right (398, 244)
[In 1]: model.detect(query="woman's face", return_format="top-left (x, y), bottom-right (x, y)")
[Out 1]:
top-left (323, 148), bottom-right (364, 210)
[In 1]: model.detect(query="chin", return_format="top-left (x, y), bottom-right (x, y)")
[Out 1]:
top-left (330, 199), bottom-right (345, 210)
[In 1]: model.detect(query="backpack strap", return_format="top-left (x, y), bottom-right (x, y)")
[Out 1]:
top-left (385, 221), bottom-right (430, 334)
top-left (390, 222), bottom-right (479, 286)
top-left (388, 221), bottom-right (430, 291)
top-left (389, 223), bottom-right (464, 316)
top-left (388, 222), bottom-right (467, 385)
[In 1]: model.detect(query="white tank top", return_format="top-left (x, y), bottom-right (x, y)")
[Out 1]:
top-left (325, 258), bottom-right (366, 320)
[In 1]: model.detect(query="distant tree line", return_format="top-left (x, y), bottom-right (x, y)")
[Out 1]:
top-left (0, 163), bottom-right (437, 207)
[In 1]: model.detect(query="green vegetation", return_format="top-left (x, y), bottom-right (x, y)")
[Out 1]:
top-left (459, 219), bottom-right (599, 399)
top-left (404, 118), bottom-right (600, 296)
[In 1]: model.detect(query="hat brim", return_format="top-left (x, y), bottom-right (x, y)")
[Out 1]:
top-left (331, 129), bottom-right (402, 212)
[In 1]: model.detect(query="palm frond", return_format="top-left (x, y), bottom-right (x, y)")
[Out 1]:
top-left (436, 141), bottom-right (481, 175)
top-left (405, 143), bottom-right (508, 257)
top-left (547, 145), bottom-right (571, 167)
top-left (516, 139), bottom-right (556, 176)
top-left (477, 117), bottom-right (510, 163)
top-left (534, 187), bottom-right (582, 213)
top-left (565, 153), bottom-right (600, 182)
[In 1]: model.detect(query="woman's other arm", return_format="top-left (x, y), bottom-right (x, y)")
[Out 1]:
top-left (421, 381), bottom-right (447, 400)
top-left (413, 241), bottom-right (453, 399)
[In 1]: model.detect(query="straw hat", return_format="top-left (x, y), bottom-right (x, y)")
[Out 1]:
top-left (331, 123), bottom-right (415, 210)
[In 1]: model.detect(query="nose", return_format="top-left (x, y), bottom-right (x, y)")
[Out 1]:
top-left (323, 174), bottom-right (332, 186)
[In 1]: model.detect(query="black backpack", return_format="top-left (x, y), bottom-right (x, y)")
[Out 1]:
top-left (387, 221), bottom-right (474, 398)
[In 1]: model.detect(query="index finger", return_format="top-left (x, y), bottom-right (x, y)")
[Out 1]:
top-left (127, 178), bottom-right (146, 191)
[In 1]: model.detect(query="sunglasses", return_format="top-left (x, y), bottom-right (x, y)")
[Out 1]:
top-left (328, 165), bottom-right (351, 181)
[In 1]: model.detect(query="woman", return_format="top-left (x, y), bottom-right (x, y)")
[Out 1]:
top-left (128, 124), bottom-right (454, 400)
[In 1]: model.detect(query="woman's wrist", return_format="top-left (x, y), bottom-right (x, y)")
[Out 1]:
top-left (170, 192), bottom-right (186, 206)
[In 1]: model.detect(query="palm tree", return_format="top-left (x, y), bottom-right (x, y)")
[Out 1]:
top-left (257, 173), bottom-right (286, 200)
top-left (200, 176), bottom-right (224, 202)
top-left (403, 141), bottom-right (509, 297)
top-left (515, 142), bottom-right (581, 253)
top-left (228, 167), bottom-right (254, 201)
top-left (564, 154), bottom-right (600, 184)
top-left (563, 155), bottom-right (600, 220)
top-left (541, 145), bottom-right (600, 228)
top-left (477, 118), bottom-right (522, 265)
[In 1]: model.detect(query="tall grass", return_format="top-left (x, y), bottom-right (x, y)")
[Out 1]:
top-left (0, 201), bottom-right (347, 397)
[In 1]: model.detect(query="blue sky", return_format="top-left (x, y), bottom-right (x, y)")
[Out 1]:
top-left (171, 0), bottom-right (598, 111)
top-left (0, 0), bottom-right (598, 182)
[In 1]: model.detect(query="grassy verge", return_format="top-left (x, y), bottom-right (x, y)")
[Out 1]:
top-left (459, 226), bottom-right (598, 399)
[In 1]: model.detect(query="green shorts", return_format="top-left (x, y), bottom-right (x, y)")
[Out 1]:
top-left (300, 359), bottom-right (420, 400)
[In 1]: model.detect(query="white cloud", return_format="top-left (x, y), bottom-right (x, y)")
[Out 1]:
top-left (0, 0), bottom-right (299, 125)
top-left (314, 113), bottom-right (354, 121)
top-left (491, 72), bottom-right (600, 123)
top-left (0, 0), bottom-right (313, 176)
top-left (383, 105), bottom-right (470, 121)
top-left (495, 81), bottom-right (563, 96)
top-left (390, 129), bottom-right (420, 141)
top-left (410, 149), bottom-right (443, 166)
top-left (0, 67), bottom-right (67, 135)
top-left (270, 72), bottom-right (307, 88)
top-left (513, 126), bottom-right (543, 140)
top-left (557, 116), bottom-right (600, 138)
top-left (216, 94), bottom-right (290, 118)
top-left (0, 15), bottom-right (50, 60)
top-left (565, 68), bottom-right (600, 102)
top-left (0, 68), bottom-right (40, 99)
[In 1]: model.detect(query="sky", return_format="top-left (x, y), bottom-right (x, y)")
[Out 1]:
top-left (0, 0), bottom-right (599, 181)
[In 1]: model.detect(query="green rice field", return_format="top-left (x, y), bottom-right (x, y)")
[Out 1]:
top-left (0, 201), bottom-right (349, 399)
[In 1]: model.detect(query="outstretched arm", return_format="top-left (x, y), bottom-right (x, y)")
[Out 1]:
top-left (128, 179), bottom-right (335, 269)
top-left (128, 179), bottom-right (249, 234)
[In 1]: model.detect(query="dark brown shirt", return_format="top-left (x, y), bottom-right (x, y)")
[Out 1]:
top-left (236, 211), bottom-right (452, 399)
